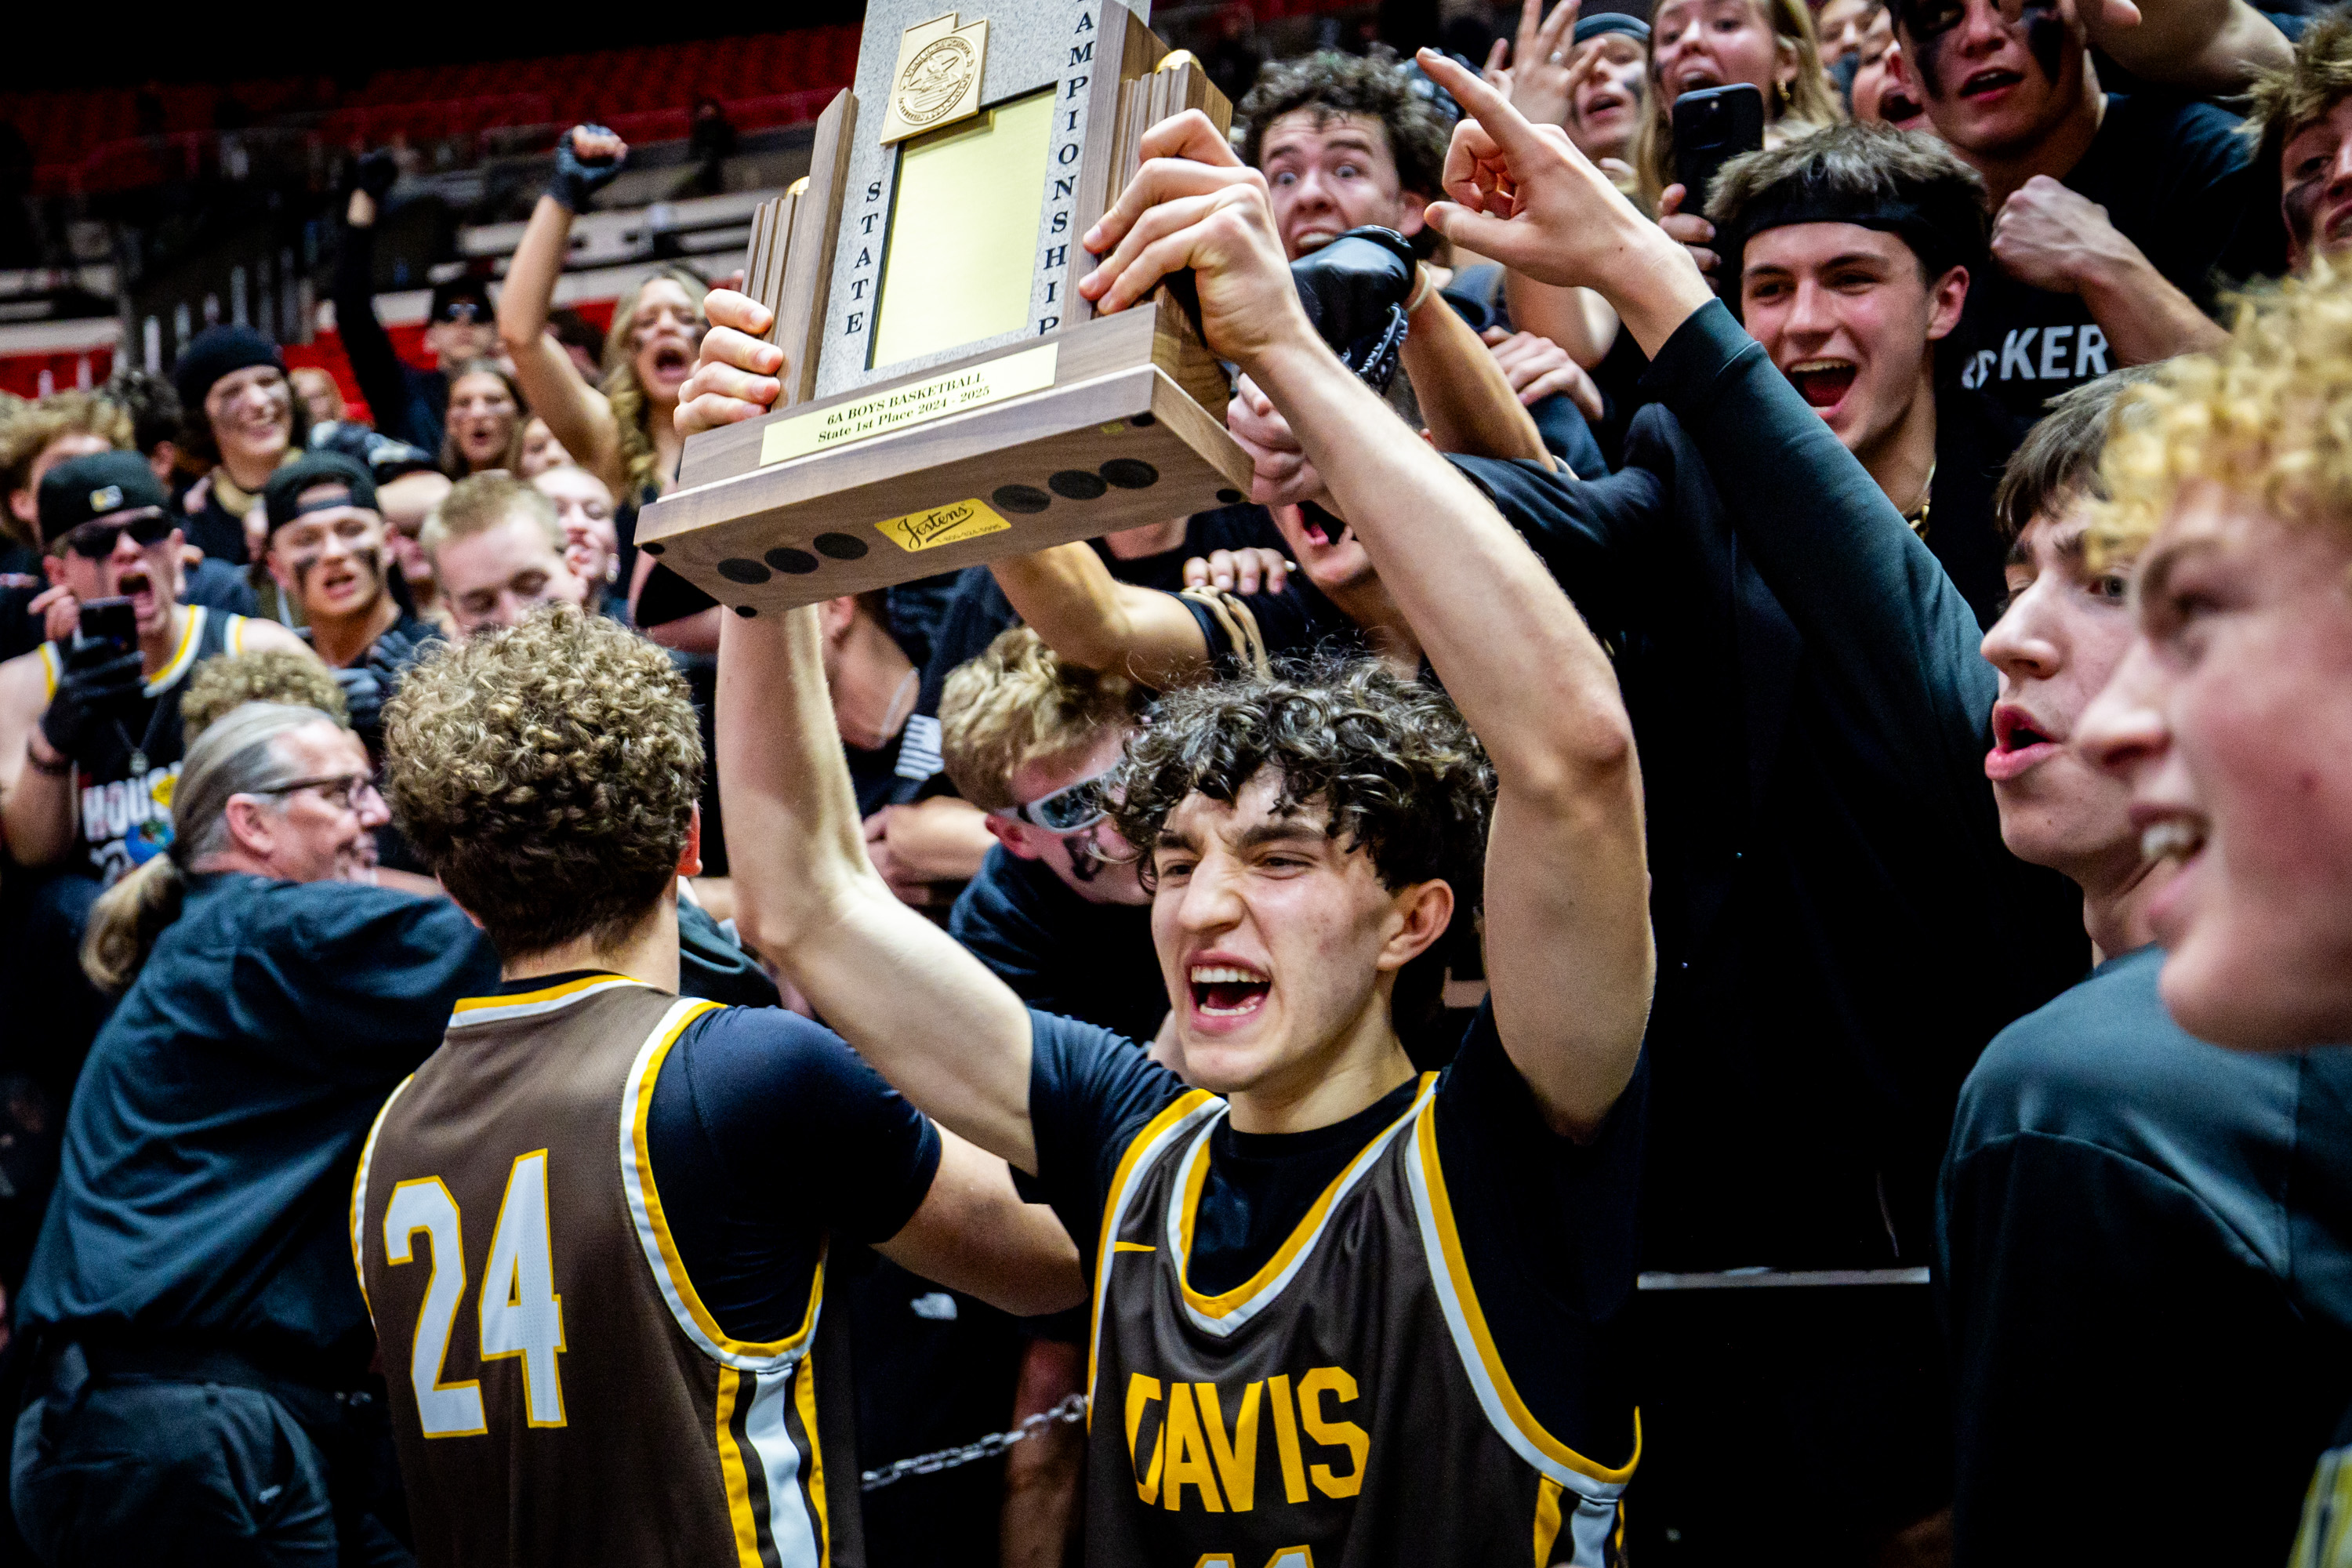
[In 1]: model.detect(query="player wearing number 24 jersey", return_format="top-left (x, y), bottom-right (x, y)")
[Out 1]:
top-left (699, 105), bottom-right (1653, 1567)
top-left (358, 609), bottom-right (1081, 1567)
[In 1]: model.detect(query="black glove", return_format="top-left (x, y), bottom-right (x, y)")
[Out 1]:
top-left (370, 619), bottom-right (443, 678)
top-left (38, 637), bottom-right (146, 761)
top-left (357, 149), bottom-right (400, 201)
top-left (549, 125), bottom-right (624, 213)
top-left (334, 663), bottom-right (387, 740)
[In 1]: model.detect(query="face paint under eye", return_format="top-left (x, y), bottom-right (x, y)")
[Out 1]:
top-left (2018, 0), bottom-right (2067, 82)
top-left (2285, 178), bottom-right (2324, 252)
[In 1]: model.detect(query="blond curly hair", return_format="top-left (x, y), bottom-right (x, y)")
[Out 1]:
top-left (181, 650), bottom-right (349, 742)
top-left (2091, 259), bottom-right (2352, 567)
top-left (383, 604), bottom-right (702, 955)
top-left (939, 627), bottom-right (1145, 811)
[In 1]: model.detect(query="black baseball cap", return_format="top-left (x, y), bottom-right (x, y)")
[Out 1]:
top-left (38, 451), bottom-right (169, 547)
top-left (260, 452), bottom-right (379, 540)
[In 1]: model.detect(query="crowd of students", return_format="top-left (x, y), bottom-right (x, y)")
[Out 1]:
top-left (2, 0), bottom-right (2351, 1562)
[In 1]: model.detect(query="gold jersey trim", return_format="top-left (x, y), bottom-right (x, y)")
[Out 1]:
top-left (349, 1073), bottom-right (414, 1320)
top-left (1087, 1089), bottom-right (1221, 1426)
top-left (1406, 1101), bottom-right (1639, 1490)
top-left (619, 993), bottom-right (826, 1372)
top-left (1167, 1075), bottom-right (1437, 1336)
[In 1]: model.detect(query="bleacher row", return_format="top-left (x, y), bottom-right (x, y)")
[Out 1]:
top-left (0, 1), bottom-right (1359, 199)
top-left (1, 28), bottom-right (864, 198)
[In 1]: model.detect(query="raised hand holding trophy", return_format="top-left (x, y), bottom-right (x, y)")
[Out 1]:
top-left (638, 2), bottom-right (1253, 612)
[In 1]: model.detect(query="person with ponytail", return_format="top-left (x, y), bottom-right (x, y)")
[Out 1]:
top-left (13, 696), bottom-right (497, 1564)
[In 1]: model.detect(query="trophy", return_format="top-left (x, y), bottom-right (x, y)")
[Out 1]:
top-left (637, 1), bottom-right (1253, 613)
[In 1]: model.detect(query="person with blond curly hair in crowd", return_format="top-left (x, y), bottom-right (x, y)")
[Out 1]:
top-left (355, 606), bottom-right (1078, 1566)
top-left (2056, 260), bottom-right (2352, 1568)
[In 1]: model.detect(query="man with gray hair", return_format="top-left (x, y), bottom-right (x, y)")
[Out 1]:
top-left (11, 698), bottom-right (497, 1565)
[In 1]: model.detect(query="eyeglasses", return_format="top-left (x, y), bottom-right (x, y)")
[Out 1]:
top-left (991, 764), bottom-right (1116, 835)
top-left (50, 510), bottom-right (172, 560)
top-left (252, 771), bottom-right (382, 812)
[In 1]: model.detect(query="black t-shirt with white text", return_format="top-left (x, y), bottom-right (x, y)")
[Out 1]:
top-left (1957, 93), bottom-right (2274, 419)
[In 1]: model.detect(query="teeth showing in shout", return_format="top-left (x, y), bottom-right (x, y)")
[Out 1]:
top-left (1190, 966), bottom-right (1267, 986)
top-left (2141, 819), bottom-right (2205, 863)
top-left (1790, 359), bottom-right (1852, 375)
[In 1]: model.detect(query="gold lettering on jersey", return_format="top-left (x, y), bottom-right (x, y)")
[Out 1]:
top-left (1298, 1367), bottom-right (1367, 1499)
top-left (1127, 1375), bottom-right (1165, 1504)
top-left (1162, 1384), bottom-right (1225, 1512)
top-left (1125, 1367), bottom-right (1365, 1514)
top-left (1265, 1374), bottom-right (1309, 1503)
top-left (1196, 1381), bottom-right (1261, 1511)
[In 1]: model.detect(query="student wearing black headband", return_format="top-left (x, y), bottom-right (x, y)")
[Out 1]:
top-left (1706, 121), bottom-right (2022, 626)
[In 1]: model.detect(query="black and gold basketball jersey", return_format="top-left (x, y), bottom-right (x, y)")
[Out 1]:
top-left (38, 604), bottom-right (247, 885)
top-left (1087, 1076), bottom-right (1635, 1568)
top-left (353, 975), bottom-right (858, 1567)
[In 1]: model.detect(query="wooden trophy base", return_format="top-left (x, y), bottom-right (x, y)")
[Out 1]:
top-left (636, 301), bottom-right (1252, 615)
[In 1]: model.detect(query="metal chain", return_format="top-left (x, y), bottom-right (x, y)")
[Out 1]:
top-left (859, 1392), bottom-right (1089, 1492)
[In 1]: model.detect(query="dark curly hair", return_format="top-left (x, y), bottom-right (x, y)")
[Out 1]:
top-left (1112, 655), bottom-right (1491, 903)
top-left (1110, 659), bottom-right (1491, 1029)
top-left (1236, 48), bottom-right (1453, 205)
top-left (383, 604), bottom-right (703, 956)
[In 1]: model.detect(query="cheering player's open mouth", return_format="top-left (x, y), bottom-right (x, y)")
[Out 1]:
top-left (1190, 961), bottom-right (1272, 1020)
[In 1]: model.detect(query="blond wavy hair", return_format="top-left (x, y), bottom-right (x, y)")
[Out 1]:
top-left (2248, 8), bottom-right (2352, 186)
top-left (383, 604), bottom-right (702, 955)
top-left (181, 650), bottom-right (349, 742)
top-left (0, 392), bottom-right (133, 548)
top-left (939, 627), bottom-right (1146, 811)
top-left (1635, 0), bottom-right (1845, 209)
top-left (419, 470), bottom-right (560, 564)
top-left (2091, 260), bottom-right (2352, 568)
top-left (602, 266), bottom-right (710, 501)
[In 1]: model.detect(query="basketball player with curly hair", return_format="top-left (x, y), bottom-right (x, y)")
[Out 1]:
top-left (707, 108), bottom-right (1653, 1565)
top-left (355, 606), bottom-right (1080, 1566)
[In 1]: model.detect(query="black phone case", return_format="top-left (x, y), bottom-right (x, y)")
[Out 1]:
top-left (1671, 83), bottom-right (1766, 211)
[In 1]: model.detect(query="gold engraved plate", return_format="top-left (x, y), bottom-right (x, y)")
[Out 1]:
top-left (760, 343), bottom-right (1058, 466)
top-left (874, 497), bottom-right (1011, 553)
top-left (879, 13), bottom-right (990, 146)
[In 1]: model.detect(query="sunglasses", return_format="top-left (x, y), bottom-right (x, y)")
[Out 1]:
top-left (51, 510), bottom-right (172, 561)
top-left (435, 299), bottom-right (488, 325)
top-left (991, 764), bottom-right (1116, 835)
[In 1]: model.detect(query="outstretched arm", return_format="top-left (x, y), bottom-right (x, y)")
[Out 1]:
top-left (1418, 50), bottom-right (1996, 764)
top-left (877, 1129), bottom-right (1081, 1316)
top-left (1399, 277), bottom-right (1552, 466)
top-left (988, 543), bottom-right (1214, 688)
top-left (720, 604), bottom-right (1040, 1170)
top-left (1083, 109), bottom-right (1651, 1137)
top-left (334, 183), bottom-right (423, 448)
top-left (498, 128), bottom-right (629, 496)
top-left (2078, 0), bottom-right (2288, 93)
